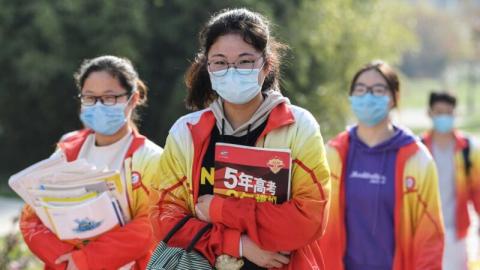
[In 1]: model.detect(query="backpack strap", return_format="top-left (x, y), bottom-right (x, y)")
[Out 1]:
top-left (463, 137), bottom-right (472, 177)
top-left (186, 223), bottom-right (213, 252)
top-left (163, 215), bottom-right (193, 244)
top-left (162, 214), bottom-right (213, 252)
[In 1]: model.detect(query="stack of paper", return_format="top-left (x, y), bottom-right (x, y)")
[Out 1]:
top-left (9, 153), bottom-right (128, 240)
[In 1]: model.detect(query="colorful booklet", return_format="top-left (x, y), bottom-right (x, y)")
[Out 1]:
top-left (214, 143), bottom-right (292, 204)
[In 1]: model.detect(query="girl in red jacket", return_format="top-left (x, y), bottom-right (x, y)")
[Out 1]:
top-left (20, 56), bottom-right (162, 270)
top-left (150, 8), bottom-right (331, 270)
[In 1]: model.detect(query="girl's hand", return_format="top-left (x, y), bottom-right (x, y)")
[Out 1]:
top-left (195, 194), bottom-right (214, 222)
top-left (55, 253), bottom-right (79, 270)
top-left (241, 235), bottom-right (290, 268)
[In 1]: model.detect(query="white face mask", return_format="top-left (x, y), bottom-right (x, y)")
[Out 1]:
top-left (209, 67), bottom-right (262, 104)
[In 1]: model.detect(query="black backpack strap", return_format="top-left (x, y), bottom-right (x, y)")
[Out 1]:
top-left (186, 223), bottom-right (213, 252)
top-left (163, 215), bottom-right (192, 244)
top-left (463, 137), bottom-right (472, 177)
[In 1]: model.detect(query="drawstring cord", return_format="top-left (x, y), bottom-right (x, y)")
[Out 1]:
top-left (220, 118), bottom-right (253, 145)
top-left (245, 124), bottom-right (252, 145)
top-left (221, 118), bottom-right (226, 142)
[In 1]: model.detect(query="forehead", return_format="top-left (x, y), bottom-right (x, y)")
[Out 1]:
top-left (208, 33), bottom-right (260, 59)
top-left (81, 71), bottom-right (125, 95)
top-left (355, 69), bottom-right (388, 85)
top-left (431, 101), bottom-right (455, 112)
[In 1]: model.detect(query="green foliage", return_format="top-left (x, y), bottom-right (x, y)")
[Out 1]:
top-left (0, 0), bottom-right (416, 175)
top-left (274, 0), bottom-right (417, 138)
top-left (0, 217), bottom-right (42, 270)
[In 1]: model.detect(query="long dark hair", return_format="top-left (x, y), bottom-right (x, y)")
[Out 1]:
top-left (350, 60), bottom-right (400, 107)
top-left (74, 55), bottom-right (148, 127)
top-left (185, 8), bottom-right (287, 110)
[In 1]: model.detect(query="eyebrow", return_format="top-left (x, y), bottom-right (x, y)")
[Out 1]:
top-left (238, 52), bottom-right (256, 57)
top-left (354, 83), bottom-right (388, 87)
top-left (209, 53), bottom-right (226, 58)
top-left (82, 89), bottom-right (120, 95)
top-left (103, 89), bottom-right (118, 94)
top-left (209, 52), bottom-right (258, 58)
top-left (82, 90), bottom-right (95, 94)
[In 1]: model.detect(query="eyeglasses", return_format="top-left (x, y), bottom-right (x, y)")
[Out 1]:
top-left (77, 93), bottom-right (129, 106)
top-left (207, 55), bottom-right (264, 77)
top-left (352, 83), bottom-right (389, 97)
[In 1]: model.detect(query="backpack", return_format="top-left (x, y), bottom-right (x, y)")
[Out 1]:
top-left (463, 138), bottom-right (472, 177)
top-left (147, 215), bottom-right (213, 270)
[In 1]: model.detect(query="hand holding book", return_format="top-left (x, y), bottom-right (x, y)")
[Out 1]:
top-left (195, 195), bottom-right (213, 222)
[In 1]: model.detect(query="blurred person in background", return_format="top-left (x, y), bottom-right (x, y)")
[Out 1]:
top-left (421, 91), bottom-right (480, 270)
top-left (320, 60), bottom-right (444, 270)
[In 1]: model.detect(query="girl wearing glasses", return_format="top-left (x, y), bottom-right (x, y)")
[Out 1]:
top-left (20, 55), bottom-right (163, 270)
top-left (150, 8), bottom-right (330, 270)
top-left (320, 61), bottom-right (444, 270)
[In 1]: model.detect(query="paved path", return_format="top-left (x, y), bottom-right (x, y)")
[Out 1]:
top-left (0, 196), bottom-right (23, 236)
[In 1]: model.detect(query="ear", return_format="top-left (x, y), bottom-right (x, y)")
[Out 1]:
top-left (388, 92), bottom-right (396, 110)
top-left (130, 91), bottom-right (140, 106)
top-left (264, 57), bottom-right (273, 75)
top-left (258, 59), bottom-right (271, 84)
top-left (392, 91), bottom-right (400, 108)
top-left (126, 91), bottom-right (140, 114)
top-left (389, 98), bottom-right (395, 110)
top-left (427, 109), bottom-right (433, 118)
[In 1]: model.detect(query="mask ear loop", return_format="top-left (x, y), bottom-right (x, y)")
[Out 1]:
top-left (256, 57), bottom-right (266, 72)
top-left (124, 90), bottom-right (138, 121)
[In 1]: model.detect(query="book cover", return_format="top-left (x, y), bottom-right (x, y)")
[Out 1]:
top-left (43, 192), bottom-right (121, 240)
top-left (214, 143), bottom-right (291, 204)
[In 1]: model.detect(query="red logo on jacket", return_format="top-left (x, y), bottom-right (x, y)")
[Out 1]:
top-left (131, 171), bottom-right (142, 189)
top-left (405, 176), bottom-right (417, 193)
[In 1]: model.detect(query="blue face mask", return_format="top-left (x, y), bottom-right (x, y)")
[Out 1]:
top-left (209, 68), bottom-right (262, 104)
top-left (80, 102), bottom-right (128, 135)
top-left (349, 93), bottom-right (390, 126)
top-left (432, 114), bottom-right (454, 133)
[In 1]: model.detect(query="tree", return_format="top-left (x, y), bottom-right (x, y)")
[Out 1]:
top-left (268, 0), bottom-right (417, 137)
top-left (0, 0), bottom-right (416, 176)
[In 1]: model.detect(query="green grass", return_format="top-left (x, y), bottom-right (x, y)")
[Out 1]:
top-left (401, 77), bottom-right (444, 109)
top-left (402, 77), bottom-right (480, 112)
top-left (0, 228), bottom-right (42, 270)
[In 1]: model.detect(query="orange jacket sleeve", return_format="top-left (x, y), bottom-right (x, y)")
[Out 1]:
top-left (150, 134), bottom-right (242, 265)
top-left (468, 141), bottom-right (480, 214)
top-left (20, 205), bottom-right (74, 270)
top-left (70, 212), bottom-right (152, 270)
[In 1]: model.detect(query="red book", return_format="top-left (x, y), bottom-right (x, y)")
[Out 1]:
top-left (214, 143), bottom-right (291, 204)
